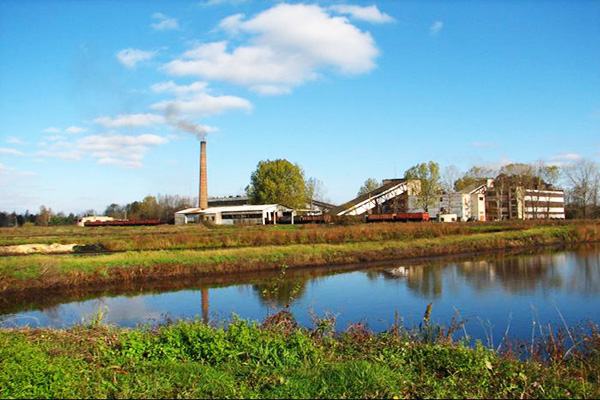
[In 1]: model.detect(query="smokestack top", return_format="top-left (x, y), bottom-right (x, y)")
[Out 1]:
top-left (199, 140), bottom-right (208, 210)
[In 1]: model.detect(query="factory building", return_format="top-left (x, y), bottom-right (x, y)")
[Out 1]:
top-left (485, 186), bottom-right (565, 220)
top-left (175, 204), bottom-right (295, 226)
top-left (333, 179), bottom-right (421, 216)
top-left (427, 181), bottom-right (491, 222)
top-left (175, 136), bottom-right (564, 224)
top-left (332, 178), bottom-right (565, 222)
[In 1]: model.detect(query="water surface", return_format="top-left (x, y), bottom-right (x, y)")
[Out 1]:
top-left (2, 244), bottom-right (600, 344)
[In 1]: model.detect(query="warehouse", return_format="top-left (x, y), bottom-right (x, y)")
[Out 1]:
top-left (175, 204), bottom-right (295, 226)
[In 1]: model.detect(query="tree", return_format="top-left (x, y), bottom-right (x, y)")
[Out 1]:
top-left (404, 161), bottom-right (440, 212)
top-left (104, 203), bottom-right (127, 219)
top-left (454, 166), bottom-right (495, 192)
top-left (35, 205), bottom-right (53, 226)
top-left (531, 162), bottom-right (561, 218)
top-left (246, 159), bottom-right (307, 209)
top-left (564, 158), bottom-right (600, 219)
top-left (442, 165), bottom-right (460, 214)
top-left (357, 178), bottom-right (381, 197)
top-left (305, 177), bottom-right (326, 206)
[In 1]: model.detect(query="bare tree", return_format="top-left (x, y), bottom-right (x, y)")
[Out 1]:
top-left (35, 205), bottom-right (53, 226)
top-left (533, 161), bottom-right (561, 218)
top-left (442, 165), bottom-right (460, 215)
top-left (305, 177), bottom-right (326, 205)
top-left (564, 158), bottom-right (600, 219)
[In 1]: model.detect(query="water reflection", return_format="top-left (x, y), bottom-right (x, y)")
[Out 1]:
top-left (378, 248), bottom-right (600, 298)
top-left (252, 277), bottom-right (311, 308)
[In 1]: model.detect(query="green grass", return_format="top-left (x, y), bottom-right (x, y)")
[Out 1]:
top-left (1, 314), bottom-right (599, 399)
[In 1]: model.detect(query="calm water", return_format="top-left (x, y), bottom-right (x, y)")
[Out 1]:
top-left (2, 244), bottom-right (600, 343)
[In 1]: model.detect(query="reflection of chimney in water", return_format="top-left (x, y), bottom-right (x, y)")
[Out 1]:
top-left (201, 289), bottom-right (209, 323)
top-left (199, 141), bottom-right (208, 209)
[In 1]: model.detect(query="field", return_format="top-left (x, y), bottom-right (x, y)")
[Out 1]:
top-left (1, 220), bottom-right (600, 295)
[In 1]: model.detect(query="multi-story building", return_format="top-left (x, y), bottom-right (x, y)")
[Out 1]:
top-left (486, 185), bottom-right (565, 220)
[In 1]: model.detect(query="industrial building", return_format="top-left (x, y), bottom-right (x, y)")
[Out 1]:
top-left (485, 186), bottom-right (565, 220)
top-left (175, 137), bottom-right (564, 224)
top-left (175, 204), bottom-right (295, 226)
top-left (333, 179), bottom-right (421, 216)
top-left (428, 181), bottom-right (491, 222)
top-left (332, 178), bottom-right (565, 222)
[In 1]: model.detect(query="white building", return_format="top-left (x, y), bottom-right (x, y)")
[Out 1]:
top-left (175, 204), bottom-right (296, 226)
top-left (426, 181), bottom-right (491, 222)
top-left (77, 216), bottom-right (114, 227)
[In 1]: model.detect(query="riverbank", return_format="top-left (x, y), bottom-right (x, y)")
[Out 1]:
top-left (1, 314), bottom-right (599, 399)
top-left (1, 221), bottom-right (599, 295)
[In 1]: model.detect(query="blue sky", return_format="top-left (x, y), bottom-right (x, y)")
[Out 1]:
top-left (1, 0), bottom-right (599, 214)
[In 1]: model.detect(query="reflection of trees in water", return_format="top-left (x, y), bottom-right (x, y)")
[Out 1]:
top-left (404, 264), bottom-right (443, 298)
top-left (365, 269), bottom-right (380, 282)
top-left (41, 304), bottom-right (61, 322)
top-left (379, 246), bottom-right (600, 298)
top-left (252, 278), bottom-right (309, 308)
top-left (382, 264), bottom-right (443, 298)
top-left (566, 247), bottom-right (600, 294)
top-left (457, 253), bottom-right (565, 293)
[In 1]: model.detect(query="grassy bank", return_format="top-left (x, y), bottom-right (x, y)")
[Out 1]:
top-left (1, 313), bottom-right (599, 399)
top-left (0, 220), bottom-right (584, 252)
top-left (1, 221), bottom-right (600, 295)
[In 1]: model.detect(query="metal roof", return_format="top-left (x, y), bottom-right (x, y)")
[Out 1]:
top-left (176, 204), bottom-right (292, 215)
top-left (331, 179), bottom-right (406, 215)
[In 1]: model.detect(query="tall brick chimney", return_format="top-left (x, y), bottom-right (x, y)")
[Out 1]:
top-left (199, 140), bottom-right (208, 209)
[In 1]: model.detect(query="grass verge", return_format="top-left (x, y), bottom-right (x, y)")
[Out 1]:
top-left (1, 311), bottom-right (599, 399)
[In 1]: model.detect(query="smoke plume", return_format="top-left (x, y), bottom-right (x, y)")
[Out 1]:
top-left (165, 104), bottom-right (215, 141)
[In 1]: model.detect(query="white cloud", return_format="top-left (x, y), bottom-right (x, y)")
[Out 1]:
top-left (116, 48), bottom-right (158, 68)
top-left (430, 21), bottom-right (444, 36)
top-left (43, 127), bottom-right (61, 134)
top-left (164, 3), bottom-right (380, 95)
top-left (65, 126), bottom-right (88, 134)
top-left (94, 113), bottom-right (165, 128)
top-left (151, 80), bottom-right (209, 96)
top-left (151, 92), bottom-right (252, 116)
top-left (151, 12), bottom-right (180, 30)
top-left (251, 85), bottom-right (292, 96)
top-left (0, 147), bottom-right (24, 156)
top-left (6, 137), bottom-right (23, 144)
top-left (329, 5), bottom-right (394, 24)
top-left (97, 158), bottom-right (144, 168)
top-left (36, 134), bottom-right (169, 168)
top-left (199, 0), bottom-right (248, 7)
top-left (46, 135), bottom-right (66, 142)
top-left (547, 153), bottom-right (583, 166)
top-left (550, 153), bottom-right (582, 161)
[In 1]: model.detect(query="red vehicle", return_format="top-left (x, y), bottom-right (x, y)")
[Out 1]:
top-left (300, 215), bottom-right (332, 224)
top-left (84, 219), bottom-right (163, 227)
top-left (366, 213), bottom-right (429, 223)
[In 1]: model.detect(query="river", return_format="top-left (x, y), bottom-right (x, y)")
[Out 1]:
top-left (2, 244), bottom-right (599, 344)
